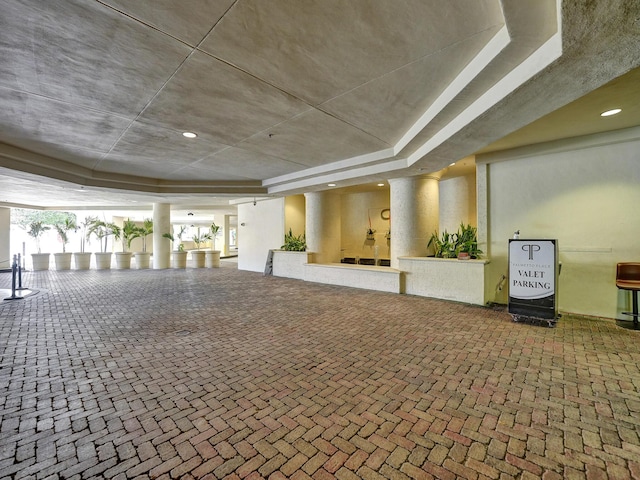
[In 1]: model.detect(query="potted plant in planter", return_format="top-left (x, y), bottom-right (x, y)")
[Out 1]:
top-left (74, 216), bottom-right (95, 270)
top-left (281, 228), bottom-right (307, 251)
top-left (87, 219), bottom-right (118, 270)
top-left (206, 222), bottom-right (222, 268)
top-left (163, 226), bottom-right (187, 268)
top-left (114, 219), bottom-right (138, 269)
top-left (28, 221), bottom-right (51, 270)
top-left (53, 217), bottom-right (77, 270)
top-left (132, 218), bottom-right (153, 269)
top-left (428, 223), bottom-right (482, 260)
top-left (191, 228), bottom-right (211, 268)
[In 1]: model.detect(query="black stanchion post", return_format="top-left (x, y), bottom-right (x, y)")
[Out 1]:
top-left (4, 254), bottom-right (24, 301)
top-left (16, 253), bottom-right (26, 290)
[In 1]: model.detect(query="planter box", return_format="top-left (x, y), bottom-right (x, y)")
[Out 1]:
top-left (31, 253), bottom-right (50, 271)
top-left (115, 252), bottom-right (132, 269)
top-left (135, 252), bottom-right (151, 269)
top-left (399, 256), bottom-right (490, 305)
top-left (172, 251), bottom-right (187, 268)
top-left (94, 252), bottom-right (112, 270)
top-left (191, 250), bottom-right (206, 268)
top-left (272, 251), bottom-right (314, 280)
top-left (54, 252), bottom-right (72, 270)
top-left (74, 252), bottom-right (91, 270)
top-left (205, 250), bottom-right (221, 268)
top-left (304, 263), bottom-right (402, 293)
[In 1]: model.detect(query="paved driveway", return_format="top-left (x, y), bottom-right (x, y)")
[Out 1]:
top-left (1, 265), bottom-right (639, 479)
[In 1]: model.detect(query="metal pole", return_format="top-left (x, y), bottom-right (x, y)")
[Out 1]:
top-left (4, 254), bottom-right (24, 301)
top-left (16, 253), bottom-right (26, 290)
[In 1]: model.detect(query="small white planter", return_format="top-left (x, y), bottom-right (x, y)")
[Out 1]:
top-left (135, 252), bottom-right (151, 269)
top-left (54, 252), bottom-right (72, 270)
top-left (74, 252), bottom-right (92, 270)
top-left (191, 250), bottom-right (206, 268)
top-left (115, 252), bottom-right (132, 270)
top-left (95, 252), bottom-right (112, 270)
top-left (31, 253), bottom-right (50, 271)
top-left (205, 250), bottom-right (221, 268)
top-left (172, 251), bottom-right (187, 269)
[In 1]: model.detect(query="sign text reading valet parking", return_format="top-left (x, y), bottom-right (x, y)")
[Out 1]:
top-left (509, 241), bottom-right (555, 299)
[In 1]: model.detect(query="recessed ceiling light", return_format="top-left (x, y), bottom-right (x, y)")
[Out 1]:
top-left (328, 183), bottom-right (336, 187)
top-left (601, 108), bottom-right (622, 117)
top-left (182, 132), bottom-right (197, 138)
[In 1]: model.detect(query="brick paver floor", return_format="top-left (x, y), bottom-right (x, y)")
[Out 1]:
top-left (1, 264), bottom-right (639, 479)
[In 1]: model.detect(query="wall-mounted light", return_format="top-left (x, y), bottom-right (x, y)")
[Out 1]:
top-left (328, 183), bottom-right (336, 187)
top-left (182, 132), bottom-right (197, 138)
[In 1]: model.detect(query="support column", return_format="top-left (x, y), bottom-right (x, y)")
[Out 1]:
top-left (475, 162), bottom-right (488, 257)
top-left (0, 207), bottom-right (10, 269)
top-left (389, 175), bottom-right (440, 269)
top-left (305, 191), bottom-right (341, 264)
top-left (223, 215), bottom-right (231, 256)
top-left (153, 203), bottom-right (171, 269)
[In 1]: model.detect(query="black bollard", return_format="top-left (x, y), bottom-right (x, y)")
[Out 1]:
top-left (16, 253), bottom-right (26, 290)
top-left (4, 254), bottom-right (24, 301)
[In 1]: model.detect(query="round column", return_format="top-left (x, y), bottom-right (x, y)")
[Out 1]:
top-left (153, 203), bottom-right (171, 269)
top-left (0, 207), bottom-right (10, 270)
top-left (389, 175), bottom-right (440, 269)
top-left (305, 191), bottom-right (341, 264)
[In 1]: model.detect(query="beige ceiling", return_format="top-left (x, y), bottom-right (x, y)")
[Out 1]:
top-left (0, 0), bottom-right (639, 215)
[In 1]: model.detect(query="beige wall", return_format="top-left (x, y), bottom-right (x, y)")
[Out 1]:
top-left (439, 173), bottom-right (476, 234)
top-left (480, 128), bottom-right (640, 318)
top-left (340, 190), bottom-right (390, 260)
top-left (284, 195), bottom-right (306, 237)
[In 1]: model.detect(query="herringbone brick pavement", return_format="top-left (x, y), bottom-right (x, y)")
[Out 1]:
top-left (1, 264), bottom-right (639, 479)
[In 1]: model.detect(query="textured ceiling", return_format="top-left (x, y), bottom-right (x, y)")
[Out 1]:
top-left (0, 0), bottom-right (639, 214)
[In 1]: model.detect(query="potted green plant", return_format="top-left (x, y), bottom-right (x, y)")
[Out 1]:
top-left (133, 218), bottom-right (153, 269)
top-left (74, 216), bottom-right (95, 270)
top-left (163, 226), bottom-right (187, 268)
top-left (28, 221), bottom-right (51, 270)
top-left (113, 219), bottom-right (138, 269)
top-left (87, 219), bottom-right (118, 270)
top-left (191, 228), bottom-right (211, 268)
top-left (206, 222), bottom-right (222, 268)
top-left (281, 228), bottom-right (307, 251)
top-left (53, 217), bottom-right (77, 270)
top-left (428, 223), bottom-right (482, 260)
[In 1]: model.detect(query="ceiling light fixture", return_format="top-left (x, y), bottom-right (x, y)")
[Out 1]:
top-left (600, 108), bottom-right (622, 117)
top-left (182, 132), bottom-right (197, 138)
top-left (328, 183), bottom-right (336, 187)
top-left (377, 183), bottom-right (385, 187)
top-left (449, 162), bottom-right (456, 166)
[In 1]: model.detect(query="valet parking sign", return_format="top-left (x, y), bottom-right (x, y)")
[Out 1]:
top-left (508, 239), bottom-right (558, 320)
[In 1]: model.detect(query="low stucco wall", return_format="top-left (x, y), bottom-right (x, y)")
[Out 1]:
top-left (399, 256), bottom-right (490, 305)
top-left (272, 251), bottom-right (314, 280)
top-left (303, 263), bottom-right (402, 293)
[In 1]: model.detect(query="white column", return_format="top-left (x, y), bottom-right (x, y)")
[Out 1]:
top-left (389, 175), bottom-right (440, 269)
top-left (153, 203), bottom-right (171, 269)
top-left (475, 162), bottom-right (488, 257)
top-left (0, 207), bottom-right (10, 269)
top-left (305, 191), bottom-right (341, 264)
top-left (223, 214), bottom-right (231, 256)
